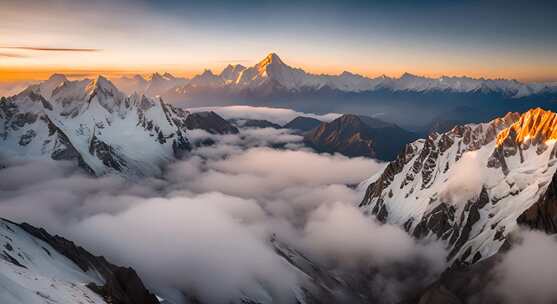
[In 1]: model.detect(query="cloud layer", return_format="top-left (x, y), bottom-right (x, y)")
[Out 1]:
top-left (0, 126), bottom-right (447, 303)
top-left (188, 105), bottom-right (341, 125)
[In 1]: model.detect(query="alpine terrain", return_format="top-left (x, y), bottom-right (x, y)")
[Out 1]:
top-left (361, 108), bottom-right (557, 264)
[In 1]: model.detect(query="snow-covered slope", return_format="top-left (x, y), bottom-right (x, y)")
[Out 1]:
top-left (0, 76), bottom-right (191, 176)
top-left (0, 220), bottom-right (106, 304)
top-left (0, 219), bottom-right (159, 304)
top-left (360, 108), bottom-right (557, 264)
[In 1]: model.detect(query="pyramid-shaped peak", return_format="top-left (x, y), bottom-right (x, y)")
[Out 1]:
top-left (89, 75), bottom-right (118, 93)
top-left (258, 52), bottom-right (286, 67)
top-left (400, 72), bottom-right (421, 80)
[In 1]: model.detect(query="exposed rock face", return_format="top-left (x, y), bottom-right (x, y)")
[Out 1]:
top-left (517, 169), bottom-right (557, 233)
top-left (184, 111), bottom-right (239, 134)
top-left (283, 116), bottom-right (322, 132)
top-left (304, 114), bottom-right (418, 160)
top-left (360, 108), bottom-right (557, 264)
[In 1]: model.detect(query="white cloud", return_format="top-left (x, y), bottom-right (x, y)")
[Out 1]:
top-left (0, 126), bottom-right (446, 304)
top-left (188, 105), bottom-right (341, 125)
top-left (439, 151), bottom-right (485, 204)
top-left (492, 230), bottom-right (557, 304)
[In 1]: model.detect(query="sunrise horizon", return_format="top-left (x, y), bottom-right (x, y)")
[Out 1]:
top-left (2, 0), bottom-right (556, 83)
top-left (1, 51), bottom-right (556, 83)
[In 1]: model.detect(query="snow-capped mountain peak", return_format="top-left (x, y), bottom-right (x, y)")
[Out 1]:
top-left (219, 64), bottom-right (246, 84)
top-left (87, 75), bottom-right (119, 94)
top-left (496, 107), bottom-right (557, 146)
top-left (32, 73), bottom-right (69, 99)
top-left (0, 75), bottom-right (192, 176)
top-left (189, 69), bottom-right (224, 87)
top-left (361, 108), bottom-right (557, 265)
top-left (257, 52), bottom-right (286, 69)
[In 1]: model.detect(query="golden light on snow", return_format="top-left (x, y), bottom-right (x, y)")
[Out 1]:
top-left (496, 108), bottom-right (557, 146)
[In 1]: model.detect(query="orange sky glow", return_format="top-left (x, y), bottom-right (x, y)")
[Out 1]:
top-left (1, 0), bottom-right (556, 83)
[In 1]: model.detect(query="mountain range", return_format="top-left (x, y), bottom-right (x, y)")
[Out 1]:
top-left (3, 53), bottom-right (557, 129)
top-left (113, 53), bottom-right (557, 99)
top-left (0, 74), bottom-right (193, 176)
top-left (103, 53), bottom-right (557, 129)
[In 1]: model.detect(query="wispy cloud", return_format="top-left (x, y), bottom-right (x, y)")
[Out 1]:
top-left (0, 52), bottom-right (27, 58)
top-left (0, 46), bottom-right (101, 52)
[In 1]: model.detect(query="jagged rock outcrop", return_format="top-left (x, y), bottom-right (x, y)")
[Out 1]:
top-left (361, 108), bottom-right (557, 264)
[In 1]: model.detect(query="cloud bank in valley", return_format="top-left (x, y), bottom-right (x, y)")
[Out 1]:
top-left (0, 126), bottom-right (446, 303)
top-left (188, 105), bottom-right (342, 125)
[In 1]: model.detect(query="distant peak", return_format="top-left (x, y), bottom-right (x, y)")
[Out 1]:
top-left (200, 69), bottom-right (216, 76)
top-left (233, 63), bottom-right (246, 69)
top-left (150, 72), bottom-right (163, 80)
top-left (400, 72), bottom-right (420, 79)
top-left (133, 74), bottom-right (146, 82)
top-left (258, 52), bottom-right (285, 67)
top-left (48, 73), bottom-right (68, 82)
top-left (89, 75), bottom-right (118, 93)
top-left (95, 74), bottom-right (110, 83)
top-left (162, 72), bottom-right (175, 79)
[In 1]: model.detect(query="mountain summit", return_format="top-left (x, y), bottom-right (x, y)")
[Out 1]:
top-left (0, 76), bottom-right (191, 176)
top-left (257, 52), bottom-right (285, 67)
top-left (361, 108), bottom-right (557, 264)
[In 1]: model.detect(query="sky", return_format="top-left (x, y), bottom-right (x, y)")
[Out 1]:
top-left (1, 0), bottom-right (556, 82)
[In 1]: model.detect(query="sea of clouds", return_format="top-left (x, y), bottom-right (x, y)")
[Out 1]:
top-left (1, 106), bottom-right (555, 304)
